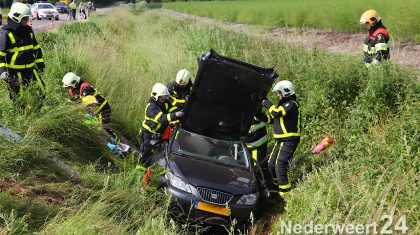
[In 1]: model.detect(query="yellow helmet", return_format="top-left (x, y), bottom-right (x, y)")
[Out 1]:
top-left (360, 10), bottom-right (381, 26)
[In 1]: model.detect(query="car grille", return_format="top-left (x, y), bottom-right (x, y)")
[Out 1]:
top-left (197, 187), bottom-right (233, 205)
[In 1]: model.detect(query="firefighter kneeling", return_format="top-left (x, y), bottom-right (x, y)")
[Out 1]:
top-left (62, 72), bottom-right (112, 134)
top-left (139, 83), bottom-right (185, 167)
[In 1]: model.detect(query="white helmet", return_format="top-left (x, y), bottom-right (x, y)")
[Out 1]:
top-left (62, 72), bottom-right (81, 88)
top-left (272, 80), bottom-right (295, 97)
top-left (151, 83), bottom-right (170, 101)
top-left (9, 2), bottom-right (31, 23)
top-left (175, 69), bottom-right (192, 86)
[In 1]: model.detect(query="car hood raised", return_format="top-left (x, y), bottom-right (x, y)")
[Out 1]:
top-left (169, 154), bottom-right (257, 195)
top-left (182, 49), bottom-right (277, 140)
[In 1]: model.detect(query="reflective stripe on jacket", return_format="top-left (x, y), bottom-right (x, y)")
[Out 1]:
top-left (363, 24), bottom-right (390, 64)
top-left (267, 97), bottom-right (301, 140)
top-left (142, 98), bottom-right (178, 134)
top-left (0, 28), bottom-right (44, 74)
top-left (244, 111), bottom-right (272, 149)
top-left (69, 81), bottom-right (109, 114)
top-left (166, 81), bottom-right (193, 108)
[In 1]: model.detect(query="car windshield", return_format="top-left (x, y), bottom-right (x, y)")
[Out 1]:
top-left (39, 4), bottom-right (55, 9)
top-left (171, 128), bottom-right (250, 169)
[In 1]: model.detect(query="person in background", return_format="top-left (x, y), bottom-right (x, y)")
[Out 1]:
top-left (360, 10), bottom-right (390, 67)
top-left (0, 3), bottom-right (45, 106)
top-left (87, 1), bottom-right (92, 17)
top-left (262, 80), bottom-right (301, 199)
top-left (69, 0), bottom-right (77, 20)
top-left (79, 1), bottom-right (86, 19)
top-left (166, 69), bottom-right (193, 109)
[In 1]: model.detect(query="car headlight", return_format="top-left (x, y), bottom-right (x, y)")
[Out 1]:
top-left (165, 172), bottom-right (192, 193)
top-left (236, 193), bottom-right (257, 205)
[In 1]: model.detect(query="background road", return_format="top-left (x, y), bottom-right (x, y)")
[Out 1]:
top-left (30, 12), bottom-right (89, 33)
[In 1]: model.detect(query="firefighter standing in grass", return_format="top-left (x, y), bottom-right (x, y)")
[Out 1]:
top-left (243, 107), bottom-right (277, 193)
top-left (62, 72), bottom-right (112, 131)
top-left (140, 83), bottom-right (185, 167)
top-left (360, 10), bottom-right (390, 67)
top-left (166, 69), bottom-right (193, 109)
top-left (0, 3), bottom-right (45, 105)
top-left (262, 80), bottom-right (301, 198)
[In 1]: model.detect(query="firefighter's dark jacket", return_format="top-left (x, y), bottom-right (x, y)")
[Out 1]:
top-left (264, 95), bottom-right (301, 141)
top-left (363, 20), bottom-right (390, 64)
top-left (0, 17), bottom-right (45, 75)
top-left (166, 81), bottom-right (193, 107)
top-left (142, 97), bottom-right (178, 135)
top-left (243, 109), bottom-right (271, 149)
top-left (68, 80), bottom-right (109, 114)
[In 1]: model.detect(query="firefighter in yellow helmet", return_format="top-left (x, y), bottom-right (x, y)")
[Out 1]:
top-left (360, 10), bottom-right (390, 67)
top-left (139, 83), bottom-right (185, 166)
top-left (166, 69), bottom-right (193, 109)
top-left (0, 3), bottom-right (46, 105)
top-left (262, 80), bottom-right (301, 199)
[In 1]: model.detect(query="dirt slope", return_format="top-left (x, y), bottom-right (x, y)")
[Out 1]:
top-left (164, 10), bottom-right (419, 73)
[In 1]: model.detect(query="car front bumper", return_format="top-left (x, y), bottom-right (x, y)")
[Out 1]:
top-left (165, 182), bottom-right (258, 226)
top-left (38, 13), bottom-right (59, 19)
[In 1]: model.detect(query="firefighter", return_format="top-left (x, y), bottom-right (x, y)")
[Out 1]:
top-left (243, 108), bottom-right (276, 193)
top-left (62, 72), bottom-right (112, 129)
top-left (360, 10), bottom-right (390, 67)
top-left (262, 80), bottom-right (301, 198)
top-left (166, 69), bottom-right (193, 109)
top-left (0, 3), bottom-right (46, 106)
top-left (140, 83), bottom-right (185, 167)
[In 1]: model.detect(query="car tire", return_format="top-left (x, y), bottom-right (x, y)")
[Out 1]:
top-left (55, 16), bottom-right (59, 21)
top-left (37, 14), bottom-right (41, 20)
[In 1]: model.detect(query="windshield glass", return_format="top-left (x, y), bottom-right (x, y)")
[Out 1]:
top-left (171, 128), bottom-right (250, 169)
top-left (39, 4), bottom-right (55, 9)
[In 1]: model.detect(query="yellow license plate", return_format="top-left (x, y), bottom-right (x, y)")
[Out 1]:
top-left (196, 201), bottom-right (231, 216)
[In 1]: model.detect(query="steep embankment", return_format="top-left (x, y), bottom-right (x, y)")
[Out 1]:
top-left (0, 7), bottom-right (418, 234)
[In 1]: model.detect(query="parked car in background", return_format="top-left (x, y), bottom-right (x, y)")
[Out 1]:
top-left (55, 2), bottom-right (68, 14)
top-left (152, 49), bottom-right (277, 227)
top-left (31, 2), bottom-right (60, 20)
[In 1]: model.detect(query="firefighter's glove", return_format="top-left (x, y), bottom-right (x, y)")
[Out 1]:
top-left (262, 99), bottom-right (272, 109)
top-left (0, 72), bottom-right (9, 81)
top-left (175, 110), bottom-right (185, 118)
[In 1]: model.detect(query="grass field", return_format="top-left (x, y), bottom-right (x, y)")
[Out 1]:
top-left (163, 0), bottom-right (420, 42)
top-left (0, 6), bottom-right (418, 234)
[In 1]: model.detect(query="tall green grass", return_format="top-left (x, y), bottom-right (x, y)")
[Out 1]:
top-left (0, 6), bottom-right (418, 234)
top-left (163, 0), bottom-right (420, 42)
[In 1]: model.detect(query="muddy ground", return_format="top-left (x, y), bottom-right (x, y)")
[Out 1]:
top-left (165, 10), bottom-right (419, 74)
